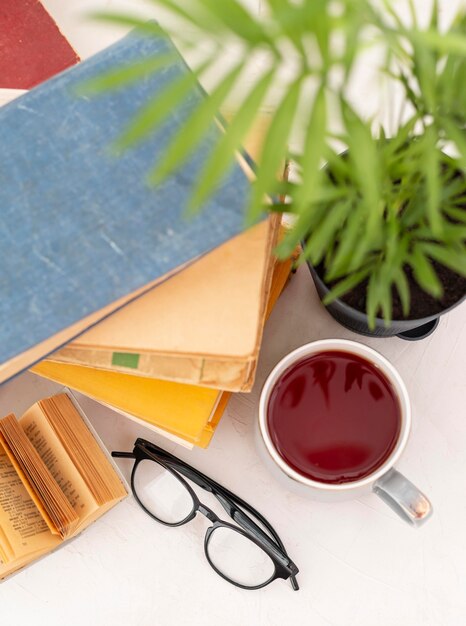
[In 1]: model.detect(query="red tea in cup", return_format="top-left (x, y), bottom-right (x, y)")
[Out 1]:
top-left (266, 350), bottom-right (402, 485)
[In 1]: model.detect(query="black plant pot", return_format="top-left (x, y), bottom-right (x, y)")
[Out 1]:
top-left (306, 262), bottom-right (465, 341)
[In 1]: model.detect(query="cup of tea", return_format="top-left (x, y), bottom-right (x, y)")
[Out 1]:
top-left (257, 339), bottom-right (432, 527)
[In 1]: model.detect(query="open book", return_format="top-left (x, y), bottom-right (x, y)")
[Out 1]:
top-left (0, 392), bottom-right (127, 580)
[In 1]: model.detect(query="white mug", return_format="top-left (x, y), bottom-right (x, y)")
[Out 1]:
top-left (257, 339), bottom-right (433, 527)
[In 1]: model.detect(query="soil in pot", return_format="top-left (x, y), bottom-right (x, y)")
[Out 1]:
top-left (316, 260), bottom-right (466, 320)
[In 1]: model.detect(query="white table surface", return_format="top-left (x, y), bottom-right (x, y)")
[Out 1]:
top-left (1, 2), bottom-right (466, 625)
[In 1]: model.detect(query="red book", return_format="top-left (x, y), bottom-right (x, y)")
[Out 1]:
top-left (0, 0), bottom-right (80, 89)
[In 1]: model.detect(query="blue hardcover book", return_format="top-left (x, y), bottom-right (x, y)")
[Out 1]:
top-left (0, 29), bottom-right (252, 385)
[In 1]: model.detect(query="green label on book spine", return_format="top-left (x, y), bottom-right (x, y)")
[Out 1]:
top-left (112, 352), bottom-right (140, 369)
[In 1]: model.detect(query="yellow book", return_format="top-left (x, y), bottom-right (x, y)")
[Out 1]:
top-left (31, 365), bottom-right (223, 447)
top-left (32, 255), bottom-right (295, 448)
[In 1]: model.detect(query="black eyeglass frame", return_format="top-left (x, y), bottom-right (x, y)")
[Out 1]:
top-left (112, 438), bottom-right (299, 591)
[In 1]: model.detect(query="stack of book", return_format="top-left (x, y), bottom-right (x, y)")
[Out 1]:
top-left (1, 5), bottom-right (294, 449)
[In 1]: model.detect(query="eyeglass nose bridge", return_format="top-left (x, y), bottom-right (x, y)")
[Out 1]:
top-left (198, 503), bottom-right (220, 523)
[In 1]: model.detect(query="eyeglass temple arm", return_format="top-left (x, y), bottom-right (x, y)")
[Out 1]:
top-left (112, 451), bottom-right (136, 459)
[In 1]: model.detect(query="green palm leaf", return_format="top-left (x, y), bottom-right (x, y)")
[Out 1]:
top-left (421, 30), bottom-right (466, 56)
top-left (266, 0), bottom-right (309, 59)
top-left (149, 61), bottom-right (244, 183)
top-left (248, 76), bottom-right (303, 223)
top-left (276, 200), bottom-right (326, 259)
top-left (442, 119), bottom-right (466, 171)
top-left (419, 243), bottom-right (466, 277)
top-left (189, 68), bottom-right (276, 210)
top-left (323, 266), bottom-right (371, 305)
top-left (76, 53), bottom-right (176, 95)
top-left (411, 33), bottom-right (436, 112)
top-left (422, 126), bottom-right (442, 236)
top-left (303, 199), bottom-right (352, 265)
top-left (366, 270), bottom-right (381, 329)
top-left (394, 268), bottom-right (410, 316)
top-left (293, 86), bottom-right (327, 211)
top-left (325, 202), bottom-right (365, 280)
top-left (145, 0), bottom-right (216, 34)
top-left (378, 279), bottom-right (392, 326)
top-left (342, 101), bottom-right (381, 243)
top-left (409, 245), bottom-right (443, 297)
top-left (90, 13), bottom-right (163, 35)
top-left (113, 59), bottom-right (210, 152)
top-left (200, 0), bottom-right (272, 47)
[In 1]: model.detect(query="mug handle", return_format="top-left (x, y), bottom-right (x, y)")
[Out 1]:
top-left (373, 469), bottom-right (433, 527)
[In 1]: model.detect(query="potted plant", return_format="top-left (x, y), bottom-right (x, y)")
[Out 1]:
top-left (91, 0), bottom-right (466, 339)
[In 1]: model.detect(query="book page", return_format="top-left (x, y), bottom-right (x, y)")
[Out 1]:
top-left (19, 406), bottom-right (98, 524)
top-left (42, 394), bottom-right (127, 502)
top-left (0, 442), bottom-right (60, 569)
top-left (0, 432), bottom-right (58, 537)
top-left (0, 414), bottom-right (79, 539)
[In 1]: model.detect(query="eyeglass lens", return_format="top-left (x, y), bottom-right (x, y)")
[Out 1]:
top-left (206, 526), bottom-right (276, 587)
top-left (133, 458), bottom-right (194, 524)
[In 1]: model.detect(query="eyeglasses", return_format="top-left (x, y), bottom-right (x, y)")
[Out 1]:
top-left (112, 438), bottom-right (299, 590)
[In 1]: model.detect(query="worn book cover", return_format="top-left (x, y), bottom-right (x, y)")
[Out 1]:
top-left (0, 29), bottom-right (255, 386)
